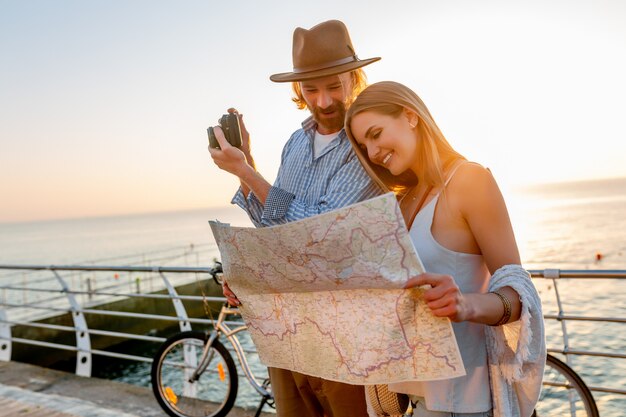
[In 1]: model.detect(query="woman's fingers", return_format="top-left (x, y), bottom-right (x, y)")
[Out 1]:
top-left (406, 273), bottom-right (458, 300)
top-left (405, 273), bottom-right (467, 321)
top-left (425, 293), bottom-right (457, 310)
top-left (430, 303), bottom-right (459, 320)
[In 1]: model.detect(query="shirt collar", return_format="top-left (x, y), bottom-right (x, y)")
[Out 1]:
top-left (301, 115), bottom-right (346, 142)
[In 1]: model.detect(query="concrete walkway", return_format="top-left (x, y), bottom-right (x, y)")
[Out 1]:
top-left (0, 361), bottom-right (274, 417)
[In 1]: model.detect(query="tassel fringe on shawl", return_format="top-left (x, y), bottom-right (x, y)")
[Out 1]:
top-left (486, 264), bottom-right (546, 417)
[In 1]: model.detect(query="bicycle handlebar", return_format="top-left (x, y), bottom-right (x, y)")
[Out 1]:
top-left (209, 261), bottom-right (223, 286)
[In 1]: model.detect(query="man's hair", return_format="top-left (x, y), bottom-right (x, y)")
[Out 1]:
top-left (290, 69), bottom-right (368, 110)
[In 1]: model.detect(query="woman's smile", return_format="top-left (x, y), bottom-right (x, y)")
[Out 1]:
top-left (382, 151), bottom-right (393, 165)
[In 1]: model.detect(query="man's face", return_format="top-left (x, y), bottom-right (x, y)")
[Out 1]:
top-left (300, 73), bottom-right (353, 135)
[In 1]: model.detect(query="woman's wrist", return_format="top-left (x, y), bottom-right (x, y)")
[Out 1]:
top-left (489, 291), bottom-right (512, 326)
top-left (464, 292), bottom-right (510, 325)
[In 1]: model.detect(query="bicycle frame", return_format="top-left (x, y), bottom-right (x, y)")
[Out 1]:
top-left (195, 305), bottom-right (271, 400)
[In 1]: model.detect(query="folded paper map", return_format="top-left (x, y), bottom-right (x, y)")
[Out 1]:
top-left (209, 193), bottom-right (464, 384)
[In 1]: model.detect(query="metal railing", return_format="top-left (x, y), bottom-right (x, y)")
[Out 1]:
top-left (527, 269), bottom-right (626, 398)
top-left (0, 265), bottom-right (624, 401)
top-left (0, 263), bottom-right (248, 377)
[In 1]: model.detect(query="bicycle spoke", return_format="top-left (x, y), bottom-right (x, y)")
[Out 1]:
top-left (152, 332), bottom-right (238, 417)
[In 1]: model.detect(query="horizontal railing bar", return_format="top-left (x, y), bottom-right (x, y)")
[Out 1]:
top-left (544, 314), bottom-right (626, 323)
top-left (6, 337), bottom-right (258, 365)
top-left (2, 320), bottom-right (76, 333)
top-left (2, 320), bottom-right (166, 343)
top-left (0, 285), bottom-right (224, 302)
top-left (0, 265), bottom-right (215, 273)
top-left (79, 309), bottom-right (205, 323)
top-left (91, 349), bottom-right (153, 363)
top-left (6, 337), bottom-right (155, 363)
top-left (528, 269), bottom-right (626, 278)
top-left (547, 348), bottom-right (626, 359)
top-left (9, 337), bottom-right (78, 351)
top-left (1, 302), bottom-right (69, 312)
top-left (0, 273), bottom-right (163, 288)
top-left (587, 385), bottom-right (626, 395)
top-left (90, 331), bottom-right (162, 343)
top-left (0, 300), bottom-right (244, 327)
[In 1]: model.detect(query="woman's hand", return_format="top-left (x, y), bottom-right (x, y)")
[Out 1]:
top-left (222, 280), bottom-right (241, 307)
top-left (404, 273), bottom-right (474, 322)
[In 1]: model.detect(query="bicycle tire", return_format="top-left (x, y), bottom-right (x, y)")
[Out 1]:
top-left (151, 331), bottom-right (238, 417)
top-left (533, 354), bottom-right (599, 417)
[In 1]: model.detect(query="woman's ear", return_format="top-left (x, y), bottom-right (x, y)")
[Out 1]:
top-left (403, 108), bottom-right (419, 128)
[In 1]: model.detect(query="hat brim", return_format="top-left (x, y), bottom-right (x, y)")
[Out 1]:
top-left (270, 57), bottom-right (381, 83)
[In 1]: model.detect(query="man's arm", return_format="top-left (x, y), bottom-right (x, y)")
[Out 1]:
top-left (208, 111), bottom-right (271, 200)
top-left (209, 123), bottom-right (271, 226)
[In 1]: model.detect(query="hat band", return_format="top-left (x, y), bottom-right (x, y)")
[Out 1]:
top-left (293, 55), bottom-right (359, 74)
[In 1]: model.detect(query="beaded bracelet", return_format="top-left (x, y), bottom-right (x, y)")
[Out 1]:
top-left (490, 291), bottom-right (512, 326)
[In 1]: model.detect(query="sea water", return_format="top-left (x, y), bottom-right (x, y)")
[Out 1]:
top-left (1, 177), bottom-right (625, 415)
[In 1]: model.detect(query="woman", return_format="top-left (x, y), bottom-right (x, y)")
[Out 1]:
top-left (344, 81), bottom-right (545, 417)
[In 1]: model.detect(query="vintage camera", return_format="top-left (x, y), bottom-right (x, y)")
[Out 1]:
top-left (207, 113), bottom-right (242, 149)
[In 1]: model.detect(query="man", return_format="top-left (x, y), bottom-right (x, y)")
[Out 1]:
top-left (209, 20), bottom-right (381, 417)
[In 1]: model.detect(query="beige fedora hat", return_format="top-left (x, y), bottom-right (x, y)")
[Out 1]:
top-left (270, 20), bottom-right (381, 83)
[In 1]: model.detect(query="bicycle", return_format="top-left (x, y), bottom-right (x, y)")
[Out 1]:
top-left (151, 263), bottom-right (274, 417)
top-left (534, 353), bottom-right (599, 417)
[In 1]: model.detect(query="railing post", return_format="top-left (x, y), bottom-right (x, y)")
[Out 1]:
top-left (157, 269), bottom-right (196, 398)
top-left (51, 269), bottom-right (92, 377)
top-left (544, 269), bottom-right (572, 364)
top-left (0, 309), bottom-right (11, 361)
top-left (86, 277), bottom-right (93, 301)
top-left (156, 269), bottom-right (191, 332)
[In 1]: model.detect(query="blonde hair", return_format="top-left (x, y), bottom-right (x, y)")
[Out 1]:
top-left (290, 69), bottom-right (368, 110)
top-left (345, 81), bottom-right (465, 195)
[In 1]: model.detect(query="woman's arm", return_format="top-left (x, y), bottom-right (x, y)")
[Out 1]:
top-left (405, 165), bottom-right (522, 325)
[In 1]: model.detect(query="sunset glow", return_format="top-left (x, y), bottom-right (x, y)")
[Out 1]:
top-left (1, 0), bottom-right (625, 223)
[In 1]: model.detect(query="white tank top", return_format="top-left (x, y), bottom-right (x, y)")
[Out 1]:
top-left (388, 164), bottom-right (492, 413)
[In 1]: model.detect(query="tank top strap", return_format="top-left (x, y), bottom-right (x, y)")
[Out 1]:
top-left (443, 160), bottom-right (469, 188)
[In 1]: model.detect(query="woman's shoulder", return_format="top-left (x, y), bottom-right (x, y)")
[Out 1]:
top-left (449, 161), bottom-right (494, 187)
top-left (447, 162), bottom-right (502, 208)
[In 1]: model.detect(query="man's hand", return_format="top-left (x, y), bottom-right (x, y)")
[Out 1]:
top-left (226, 108), bottom-right (255, 168)
top-left (208, 107), bottom-right (271, 202)
top-left (208, 125), bottom-right (250, 177)
top-left (222, 280), bottom-right (241, 307)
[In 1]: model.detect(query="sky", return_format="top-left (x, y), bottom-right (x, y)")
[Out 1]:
top-left (1, 0), bottom-right (625, 223)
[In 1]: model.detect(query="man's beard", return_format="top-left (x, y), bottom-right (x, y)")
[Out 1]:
top-left (311, 100), bottom-right (347, 133)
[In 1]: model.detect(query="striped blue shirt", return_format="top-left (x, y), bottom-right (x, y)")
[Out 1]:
top-left (232, 116), bottom-right (382, 227)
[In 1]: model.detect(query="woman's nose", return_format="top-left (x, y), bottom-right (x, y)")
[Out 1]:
top-left (367, 143), bottom-right (380, 160)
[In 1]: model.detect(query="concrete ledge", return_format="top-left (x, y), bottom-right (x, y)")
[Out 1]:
top-left (0, 361), bottom-right (274, 417)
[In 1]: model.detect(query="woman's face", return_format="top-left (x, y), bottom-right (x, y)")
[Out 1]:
top-left (350, 109), bottom-right (419, 176)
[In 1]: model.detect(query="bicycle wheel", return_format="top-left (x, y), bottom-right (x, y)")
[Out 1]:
top-left (533, 354), bottom-right (599, 417)
top-left (151, 331), bottom-right (238, 417)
